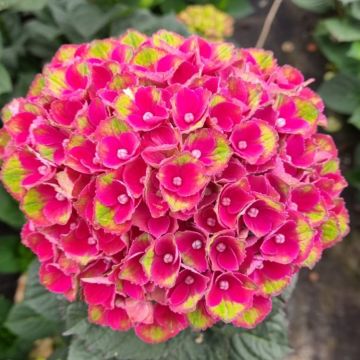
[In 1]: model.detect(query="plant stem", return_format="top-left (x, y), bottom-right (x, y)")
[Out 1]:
top-left (256, 0), bottom-right (283, 48)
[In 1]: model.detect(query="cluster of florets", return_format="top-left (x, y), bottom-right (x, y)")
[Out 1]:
top-left (177, 4), bottom-right (234, 41)
top-left (0, 30), bottom-right (349, 343)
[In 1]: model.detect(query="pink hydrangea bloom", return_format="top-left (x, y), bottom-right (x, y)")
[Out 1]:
top-left (0, 30), bottom-right (349, 343)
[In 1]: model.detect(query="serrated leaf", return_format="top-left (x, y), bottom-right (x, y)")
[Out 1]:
top-left (229, 299), bottom-right (290, 360)
top-left (318, 73), bottom-right (360, 115)
top-left (63, 302), bottom-right (88, 336)
top-left (5, 303), bottom-right (58, 341)
top-left (68, 338), bottom-right (104, 360)
top-left (65, 298), bottom-right (291, 360)
top-left (24, 261), bottom-right (68, 323)
top-left (0, 186), bottom-right (25, 229)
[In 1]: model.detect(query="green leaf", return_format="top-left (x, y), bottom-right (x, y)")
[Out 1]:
top-left (63, 302), bottom-right (88, 336)
top-left (347, 41), bottom-right (360, 60)
top-left (0, 0), bottom-right (18, 11)
top-left (0, 296), bottom-right (12, 323)
top-left (318, 73), bottom-right (360, 114)
top-left (0, 63), bottom-right (12, 96)
top-left (0, 186), bottom-right (25, 229)
top-left (111, 9), bottom-right (188, 36)
top-left (345, 168), bottom-right (360, 189)
top-left (0, 33), bottom-right (3, 60)
top-left (348, 105), bottom-right (360, 128)
top-left (350, 2), bottom-right (360, 20)
top-left (229, 299), bottom-right (290, 360)
top-left (12, 72), bottom-right (37, 98)
top-left (68, 338), bottom-right (104, 360)
top-left (24, 261), bottom-right (68, 323)
top-left (25, 20), bottom-right (61, 42)
top-left (292, 0), bottom-right (334, 13)
top-left (323, 18), bottom-right (360, 42)
top-left (68, 4), bottom-right (114, 39)
top-left (159, 0), bottom-right (187, 13)
top-left (5, 303), bottom-right (58, 341)
top-left (217, 0), bottom-right (253, 18)
top-left (12, 0), bottom-right (48, 11)
top-left (0, 235), bottom-right (21, 273)
top-left (110, 9), bottom-right (187, 36)
top-left (5, 260), bottom-right (67, 342)
top-left (65, 298), bottom-right (291, 360)
top-left (314, 23), bottom-right (360, 75)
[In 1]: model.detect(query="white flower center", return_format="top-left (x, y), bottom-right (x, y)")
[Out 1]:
top-left (216, 242), bottom-right (226, 252)
top-left (207, 217), bottom-right (216, 227)
top-left (117, 148), bottom-right (128, 159)
top-left (276, 117), bottom-right (286, 128)
top-left (191, 149), bottom-right (202, 159)
top-left (163, 253), bottom-right (174, 264)
top-left (184, 112), bottom-right (194, 123)
top-left (117, 194), bottom-right (129, 205)
top-left (185, 275), bottom-right (195, 285)
top-left (123, 88), bottom-right (134, 100)
top-left (55, 193), bottom-right (65, 201)
top-left (172, 176), bottom-right (183, 186)
top-left (237, 141), bottom-right (247, 150)
top-left (289, 202), bottom-right (298, 211)
top-left (143, 111), bottom-right (154, 121)
top-left (275, 233), bottom-right (286, 244)
top-left (69, 222), bottom-right (77, 230)
top-left (221, 197), bottom-right (231, 206)
top-left (93, 156), bottom-right (100, 164)
top-left (247, 207), bottom-right (259, 218)
top-left (37, 165), bottom-right (48, 175)
top-left (115, 298), bottom-right (123, 307)
top-left (219, 280), bottom-right (229, 290)
top-left (192, 240), bottom-right (202, 250)
top-left (88, 236), bottom-right (96, 245)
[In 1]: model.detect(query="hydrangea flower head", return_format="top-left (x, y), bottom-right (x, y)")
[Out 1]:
top-left (0, 30), bottom-right (349, 343)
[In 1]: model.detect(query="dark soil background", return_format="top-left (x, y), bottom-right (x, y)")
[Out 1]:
top-left (235, 1), bottom-right (360, 359)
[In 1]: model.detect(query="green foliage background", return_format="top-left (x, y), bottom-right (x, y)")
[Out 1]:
top-left (292, 0), bottom-right (360, 201)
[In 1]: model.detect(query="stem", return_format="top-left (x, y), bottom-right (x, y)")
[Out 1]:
top-left (255, 0), bottom-right (284, 48)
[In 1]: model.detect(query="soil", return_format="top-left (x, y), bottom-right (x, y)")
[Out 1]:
top-left (233, 1), bottom-right (360, 359)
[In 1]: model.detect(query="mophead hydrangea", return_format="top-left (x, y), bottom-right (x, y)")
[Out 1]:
top-left (0, 30), bottom-right (349, 343)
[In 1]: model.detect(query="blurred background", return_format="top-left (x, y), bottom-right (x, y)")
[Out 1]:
top-left (0, 1), bottom-right (359, 359)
